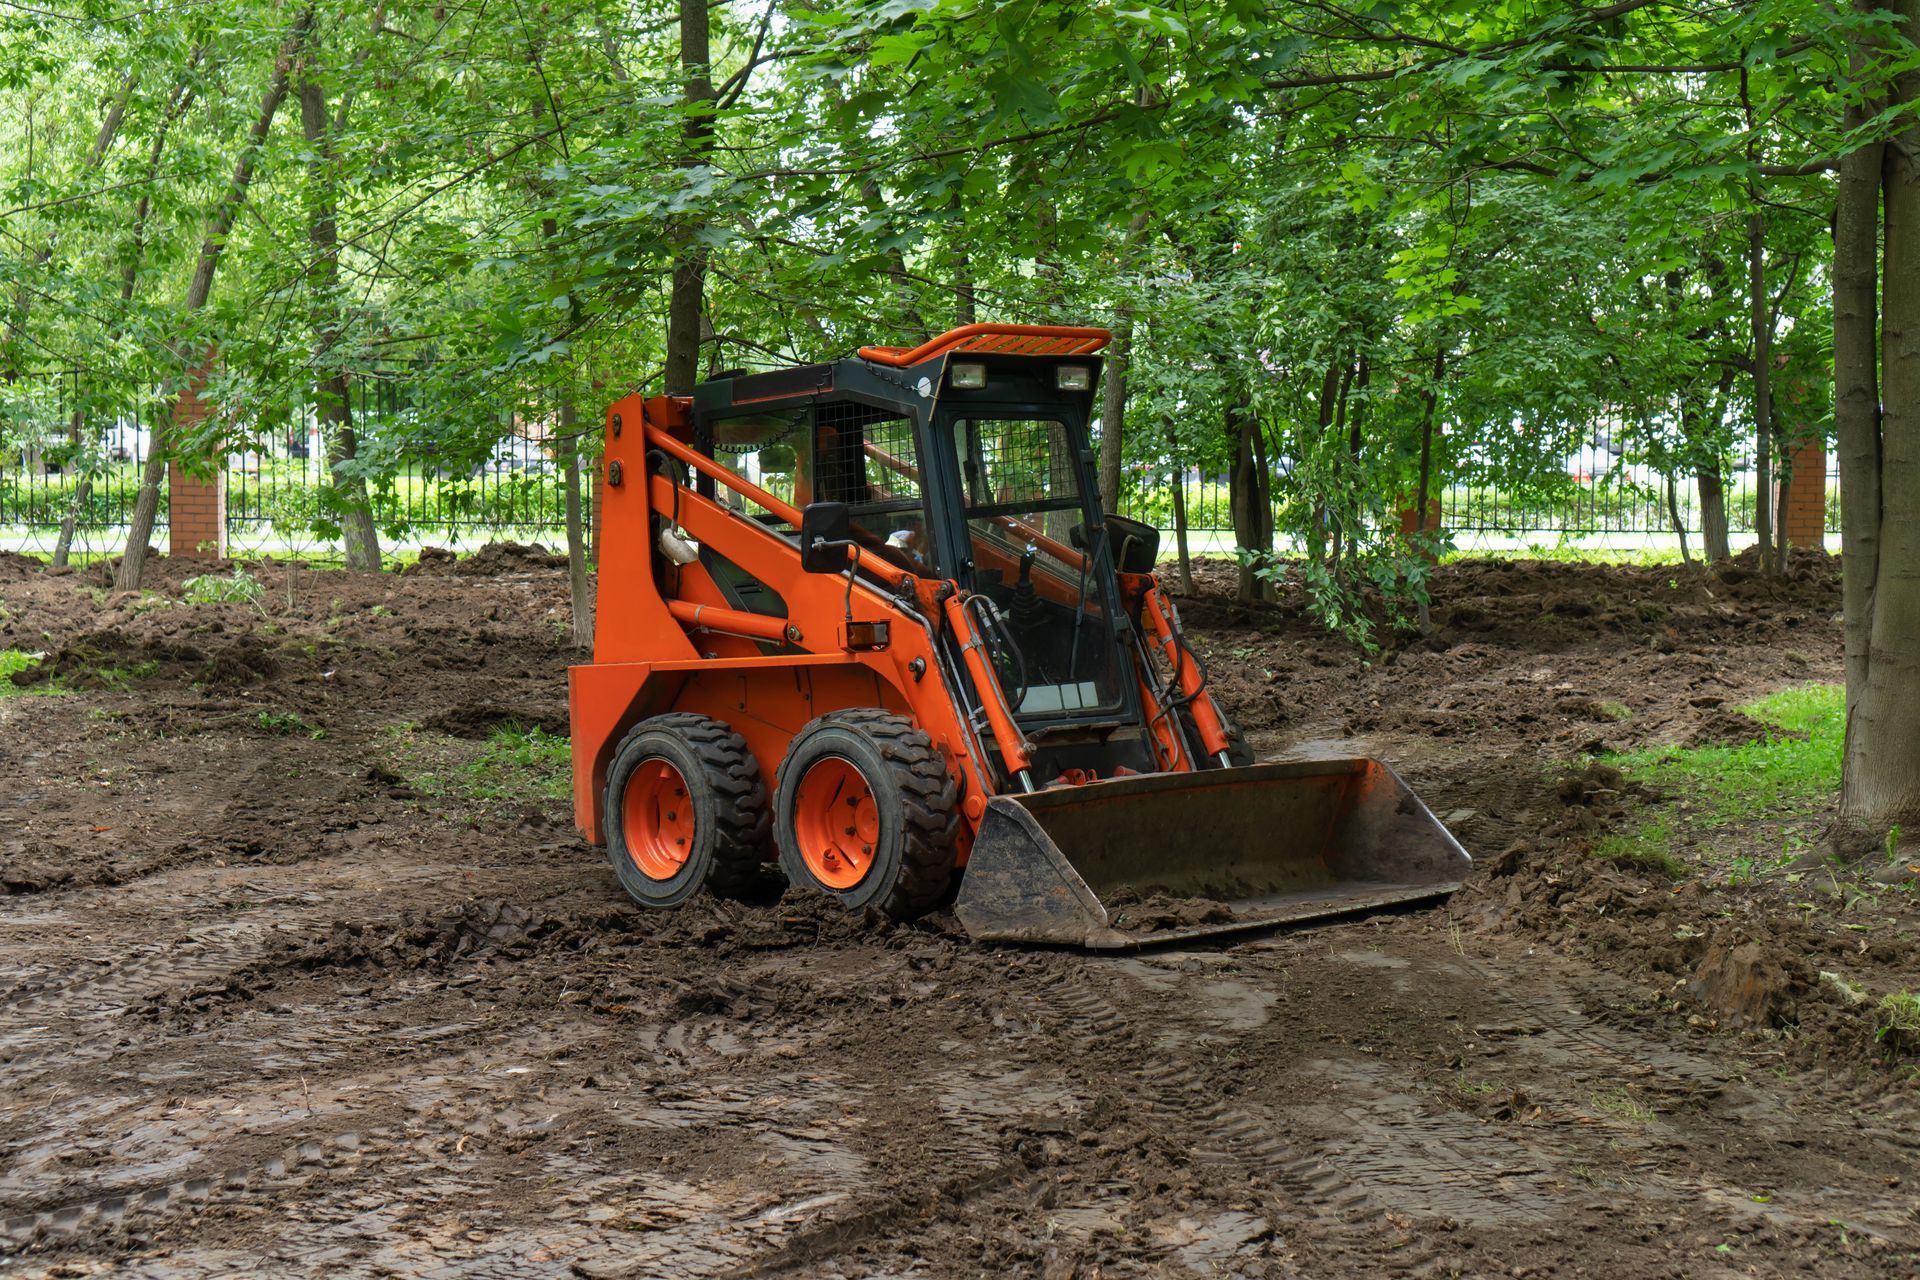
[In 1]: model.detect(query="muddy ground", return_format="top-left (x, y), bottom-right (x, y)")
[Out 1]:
top-left (0, 546), bottom-right (1914, 1278)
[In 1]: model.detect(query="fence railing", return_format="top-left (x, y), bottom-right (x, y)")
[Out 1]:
top-left (2, 373), bottom-right (1838, 561)
top-left (1113, 456), bottom-right (1840, 556)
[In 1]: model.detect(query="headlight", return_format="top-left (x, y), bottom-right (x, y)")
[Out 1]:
top-left (949, 361), bottom-right (987, 389)
top-left (1056, 365), bottom-right (1091, 391)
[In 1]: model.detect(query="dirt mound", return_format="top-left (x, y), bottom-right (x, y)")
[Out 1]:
top-left (454, 540), bottom-right (566, 574)
top-left (1687, 936), bottom-right (1815, 1027)
top-left (0, 550), bottom-right (43, 581)
top-left (1104, 891), bottom-right (1235, 931)
top-left (422, 701), bottom-right (569, 739)
top-left (11, 629), bottom-right (204, 688)
top-left (1679, 707), bottom-right (1778, 748)
top-left (403, 541), bottom-right (566, 576)
top-left (13, 626), bottom-right (283, 689)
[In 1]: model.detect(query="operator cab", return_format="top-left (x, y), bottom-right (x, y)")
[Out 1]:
top-left (689, 338), bottom-right (1159, 778)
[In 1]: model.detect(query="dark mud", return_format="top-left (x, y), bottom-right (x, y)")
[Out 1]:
top-left (0, 548), bottom-right (1915, 1277)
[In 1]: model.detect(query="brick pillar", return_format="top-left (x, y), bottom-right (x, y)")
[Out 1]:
top-left (167, 360), bottom-right (226, 559)
top-left (1781, 440), bottom-right (1826, 550)
top-left (1399, 496), bottom-right (1442, 561)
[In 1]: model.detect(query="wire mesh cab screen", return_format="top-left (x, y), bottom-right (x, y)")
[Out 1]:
top-left (813, 401), bottom-right (928, 571)
top-left (950, 415), bottom-right (1122, 719)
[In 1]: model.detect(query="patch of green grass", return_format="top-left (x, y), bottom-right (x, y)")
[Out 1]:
top-left (1591, 818), bottom-right (1688, 879)
top-left (1589, 684), bottom-right (1843, 885)
top-left (1611, 683), bottom-right (1843, 824)
top-left (181, 568), bottom-right (265, 605)
top-left (381, 722), bottom-right (570, 807)
top-left (1594, 698), bottom-right (1633, 722)
top-left (1877, 992), bottom-right (1920, 1053)
top-left (93, 660), bottom-right (159, 691)
top-left (0, 649), bottom-right (64, 696)
top-left (1441, 544), bottom-right (1690, 568)
top-left (256, 709), bottom-right (325, 738)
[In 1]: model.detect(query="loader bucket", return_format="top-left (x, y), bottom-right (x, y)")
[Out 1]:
top-left (953, 758), bottom-right (1470, 948)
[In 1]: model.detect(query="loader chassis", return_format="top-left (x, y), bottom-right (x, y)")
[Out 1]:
top-left (569, 325), bottom-right (1470, 945)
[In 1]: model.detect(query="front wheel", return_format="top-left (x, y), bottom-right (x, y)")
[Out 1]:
top-left (604, 713), bottom-right (770, 908)
top-left (773, 709), bottom-right (958, 919)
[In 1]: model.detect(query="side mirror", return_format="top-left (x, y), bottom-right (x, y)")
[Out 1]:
top-left (799, 501), bottom-right (853, 573)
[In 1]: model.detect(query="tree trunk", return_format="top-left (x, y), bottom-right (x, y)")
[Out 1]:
top-left (1696, 465), bottom-right (1731, 563)
top-left (1325, 355), bottom-right (1356, 576)
top-left (562, 401), bottom-right (593, 649)
top-left (1228, 394), bottom-right (1272, 603)
top-left (1096, 209), bottom-right (1152, 511)
top-left (67, 69), bottom-right (197, 570)
top-left (1749, 207), bottom-right (1775, 570)
top-left (117, 8), bottom-right (314, 591)
top-left (299, 75), bottom-right (380, 572)
top-left (52, 403), bottom-right (88, 566)
top-left (1413, 348), bottom-right (1443, 631)
top-left (1097, 308), bottom-right (1133, 512)
top-left (1838, 4), bottom-right (1920, 826)
top-left (1665, 474), bottom-right (1692, 567)
top-left (1743, 67), bottom-right (1776, 572)
top-left (1165, 417), bottom-right (1192, 595)
top-left (664, 0), bottom-right (715, 397)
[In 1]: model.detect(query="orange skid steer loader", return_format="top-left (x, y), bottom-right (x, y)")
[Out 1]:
top-left (568, 325), bottom-right (1469, 947)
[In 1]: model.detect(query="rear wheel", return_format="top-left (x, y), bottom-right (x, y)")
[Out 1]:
top-left (605, 713), bottom-right (769, 908)
top-left (774, 709), bottom-right (958, 918)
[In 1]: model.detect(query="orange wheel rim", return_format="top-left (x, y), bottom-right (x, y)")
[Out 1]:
top-left (793, 757), bottom-right (879, 890)
top-left (622, 758), bottom-right (694, 881)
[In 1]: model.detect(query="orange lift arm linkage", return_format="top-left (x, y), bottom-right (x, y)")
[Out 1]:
top-left (645, 420), bottom-right (915, 595)
top-left (1141, 584), bottom-right (1232, 762)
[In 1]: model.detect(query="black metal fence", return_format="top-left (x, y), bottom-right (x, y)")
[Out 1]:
top-left (2, 371), bottom-right (1839, 561)
top-left (1113, 455), bottom-right (1841, 555)
top-left (222, 380), bottom-right (590, 560)
top-left (0, 373), bottom-right (590, 562)
top-left (0, 371), bottom-right (169, 561)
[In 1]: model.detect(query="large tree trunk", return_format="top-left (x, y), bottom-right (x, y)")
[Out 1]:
top-left (52, 403), bottom-right (88, 566)
top-left (1748, 209), bottom-right (1776, 571)
top-left (1413, 348), bottom-right (1443, 631)
top-left (1165, 417), bottom-right (1192, 595)
top-left (300, 72), bottom-right (381, 572)
top-left (1839, 6), bottom-right (1920, 826)
top-left (663, 0), bottom-right (715, 397)
top-left (1743, 68), bottom-right (1777, 572)
top-left (1696, 465), bottom-right (1732, 562)
top-left (1097, 308), bottom-right (1133, 512)
top-left (1227, 393), bottom-right (1273, 603)
top-left (117, 9), bottom-right (314, 590)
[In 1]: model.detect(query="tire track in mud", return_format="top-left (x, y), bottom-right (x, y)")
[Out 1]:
top-left (1012, 946), bottom-right (1680, 1277)
top-left (1, 1021), bottom-right (620, 1253)
top-left (1463, 954), bottom-right (1920, 1243)
top-left (1021, 971), bottom-right (1443, 1258)
top-left (0, 938), bottom-right (1073, 1278)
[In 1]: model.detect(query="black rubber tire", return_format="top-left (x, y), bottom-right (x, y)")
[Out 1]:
top-left (1177, 705), bottom-right (1255, 769)
top-left (604, 712), bottom-right (770, 908)
top-left (773, 709), bottom-right (959, 919)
